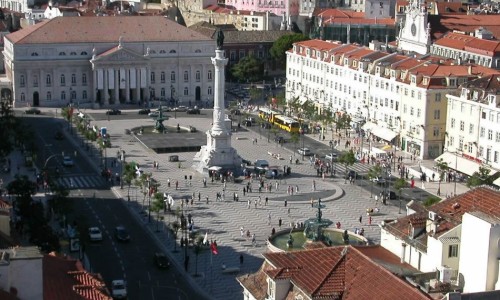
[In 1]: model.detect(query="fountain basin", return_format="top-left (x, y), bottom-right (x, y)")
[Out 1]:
top-left (267, 228), bottom-right (368, 253)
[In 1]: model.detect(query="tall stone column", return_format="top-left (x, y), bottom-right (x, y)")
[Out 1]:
top-left (114, 69), bottom-right (119, 104)
top-left (125, 68), bottom-right (130, 103)
top-left (93, 69), bottom-right (98, 108)
top-left (103, 69), bottom-right (109, 105)
top-left (135, 68), bottom-right (140, 103)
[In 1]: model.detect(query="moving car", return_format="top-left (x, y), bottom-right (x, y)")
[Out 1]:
top-left (148, 111), bottom-right (160, 118)
top-left (274, 136), bottom-right (286, 144)
top-left (345, 170), bottom-right (358, 180)
top-left (138, 108), bottom-right (151, 115)
top-left (187, 107), bottom-right (200, 114)
top-left (114, 226), bottom-right (130, 242)
top-left (25, 108), bottom-right (41, 115)
top-left (111, 280), bottom-right (127, 299)
top-left (371, 177), bottom-right (387, 186)
top-left (174, 106), bottom-right (188, 112)
top-left (297, 148), bottom-right (312, 156)
top-left (88, 227), bottom-right (103, 242)
top-left (325, 153), bottom-right (338, 161)
top-left (62, 156), bottom-right (74, 167)
top-left (154, 252), bottom-right (171, 269)
top-left (105, 109), bottom-right (121, 115)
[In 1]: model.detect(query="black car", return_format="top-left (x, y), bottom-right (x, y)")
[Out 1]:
top-left (261, 122), bottom-right (272, 129)
top-left (138, 108), bottom-right (151, 115)
top-left (274, 136), bottom-right (286, 144)
top-left (106, 109), bottom-right (121, 115)
top-left (243, 120), bottom-right (252, 127)
top-left (114, 226), bottom-right (130, 242)
top-left (382, 190), bottom-right (397, 200)
top-left (187, 108), bottom-right (200, 114)
top-left (154, 252), bottom-right (170, 269)
top-left (345, 170), bottom-right (358, 180)
top-left (25, 108), bottom-right (41, 115)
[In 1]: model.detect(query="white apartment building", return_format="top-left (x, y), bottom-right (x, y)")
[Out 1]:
top-left (440, 74), bottom-right (500, 178)
top-left (381, 187), bottom-right (500, 293)
top-left (285, 39), bottom-right (497, 159)
top-left (430, 31), bottom-right (500, 70)
top-left (3, 16), bottom-right (216, 108)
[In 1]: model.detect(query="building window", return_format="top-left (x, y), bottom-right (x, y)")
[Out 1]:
top-left (494, 151), bottom-right (499, 163)
top-left (410, 107), bottom-right (414, 116)
top-left (60, 74), bottom-right (65, 86)
top-left (480, 127), bottom-right (485, 138)
top-left (417, 109), bottom-right (421, 117)
top-left (20, 75), bottom-right (25, 87)
top-left (433, 127), bottom-right (439, 137)
top-left (448, 244), bottom-right (458, 258)
top-left (71, 74), bottom-right (76, 85)
top-left (184, 71), bottom-right (189, 82)
top-left (20, 93), bottom-right (25, 101)
top-left (496, 132), bottom-right (500, 142)
top-left (469, 124), bottom-right (474, 134)
top-left (434, 110), bottom-right (440, 120)
top-left (436, 93), bottom-right (441, 102)
top-left (61, 91), bottom-right (66, 100)
top-left (450, 118), bottom-right (455, 128)
top-left (459, 121), bottom-right (464, 131)
top-left (196, 71), bottom-right (201, 82)
top-left (171, 71), bottom-right (176, 83)
top-left (488, 129), bottom-right (493, 140)
top-left (208, 70), bottom-right (213, 81)
top-left (161, 72), bottom-right (165, 83)
top-left (46, 75), bottom-right (52, 87)
top-left (151, 72), bottom-right (155, 84)
top-left (83, 91), bottom-right (87, 100)
top-left (183, 87), bottom-right (189, 96)
top-left (33, 75), bottom-right (38, 87)
top-left (82, 74), bottom-right (87, 85)
top-left (161, 88), bottom-right (165, 97)
top-left (208, 86), bottom-right (212, 95)
top-left (46, 92), bottom-right (51, 101)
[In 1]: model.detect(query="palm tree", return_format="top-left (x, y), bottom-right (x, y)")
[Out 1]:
top-left (367, 165), bottom-right (382, 198)
top-left (434, 158), bottom-right (448, 196)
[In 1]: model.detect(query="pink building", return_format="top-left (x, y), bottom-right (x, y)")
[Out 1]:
top-left (223, 0), bottom-right (300, 18)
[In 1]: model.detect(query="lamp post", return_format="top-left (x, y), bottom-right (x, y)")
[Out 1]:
top-left (117, 150), bottom-right (125, 189)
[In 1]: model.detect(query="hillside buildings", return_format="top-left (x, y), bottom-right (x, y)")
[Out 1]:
top-left (3, 16), bottom-right (216, 108)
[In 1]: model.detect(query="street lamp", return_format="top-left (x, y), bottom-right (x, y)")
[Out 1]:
top-left (117, 150), bottom-right (125, 189)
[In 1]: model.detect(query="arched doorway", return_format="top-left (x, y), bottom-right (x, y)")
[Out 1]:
top-left (195, 86), bottom-right (201, 101)
top-left (33, 92), bottom-right (39, 107)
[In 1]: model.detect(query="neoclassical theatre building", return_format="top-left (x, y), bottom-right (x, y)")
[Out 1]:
top-left (3, 16), bottom-right (216, 108)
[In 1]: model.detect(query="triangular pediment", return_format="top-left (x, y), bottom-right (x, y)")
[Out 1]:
top-left (94, 46), bottom-right (148, 62)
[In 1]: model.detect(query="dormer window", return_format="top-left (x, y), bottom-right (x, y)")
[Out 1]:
top-left (59, 52), bottom-right (66, 56)
top-left (422, 78), bottom-right (428, 85)
top-left (160, 50), bottom-right (166, 54)
top-left (169, 50), bottom-right (177, 53)
top-left (391, 71), bottom-right (396, 78)
top-left (306, 49), bottom-right (310, 56)
top-left (376, 67), bottom-right (380, 74)
top-left (449, 78), bottom-right (456, 86)
top-left (344, 58), bottom-right (348, 65)
top-left (353, 60), bottom-right (357, 67)
top-left (411, 76), bottom-right (416, 84)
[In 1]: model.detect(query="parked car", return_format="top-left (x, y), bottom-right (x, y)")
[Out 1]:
top-left (382, 190), bottom-right (397, 200)
top-left (371, 177), bottom-right (387, 186)
top-left (274, 136), bottom-right (286, 144)
top-left (88, 227), bottom-right (103, 242)
top-left (111, 280), bottom-right (127, 299)
top-left (243, 120), bottom-right (252, 127)
top-left (154, 252), bottom-right (171, 269)
top-left (25, 108), bottom-right (41, 115)
top-left (148, 111), bottom-right (160, 118)
top-left (138, 108), bottom-right (151, 115)
top-left (247, 117), bottom-right (256, 124)
top-left (114, 226), bottom-right (130, 242)
top-left (174, 106), bottom-right (188, 112)
top-left (325, 153), bottom-right (338, 161)
top-left (297, 148), bottom-right (312, 156)
top-left (62, 156), bottom-right (74, 167)
top-left (261, 122), bottom-right (272, 129)
top-left (265, 168), bottom-right (283, 179)
top-left (106, 109), bottom-right (121, 115)
top-left (187, 107), bottom-right (200, 114)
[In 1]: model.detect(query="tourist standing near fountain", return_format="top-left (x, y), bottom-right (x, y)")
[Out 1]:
top-left (193, 29), bottom-right (242, 174)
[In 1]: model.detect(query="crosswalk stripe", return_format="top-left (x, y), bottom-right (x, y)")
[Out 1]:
top-left (54, 175), bottom-right (106, 189)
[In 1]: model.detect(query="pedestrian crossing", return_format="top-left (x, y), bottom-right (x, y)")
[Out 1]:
top-left (333, 161), bottom-right (374, 175)
top-left (55, 175), bottom-right (107, 189)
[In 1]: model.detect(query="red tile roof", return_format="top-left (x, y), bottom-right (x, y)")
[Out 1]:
top-left (43, 253), bottom-right (111, 300)
top-left (315, 8), bottom-right (395, 25)
top-left (434, 32), bottom-right (500, 55)
top-left (6, 16), bottom-right (212, 45)
top-left (433, 15), bottom-right (500, 40)
top-left (250, 246), bottom-right (431, 299)
top-left (435, 2), bottom-right (467, 14)
top-left (383, 187), bottom-right (500, 251)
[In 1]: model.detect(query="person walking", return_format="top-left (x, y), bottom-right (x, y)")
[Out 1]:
top-left (284, 199), bottom-right (287, 207)
top-left (278, 218), bottom-right (282, 228)
top-left (268, 212), bottom-right (271, 225)
top-left (240, 227), bottom-right (244, 238)
top-left (265, 197), bottom-right (268, 206)
top-left (251, 234), bottom-right (256, 246)
top-left (359, 215), bottom-right (363, 224)
top-left (247, 199), bottom-right (250, 209)
top-left (239, 254), bottom-right (244, 265)
top-left (254, 199), bottom-right (258, 208)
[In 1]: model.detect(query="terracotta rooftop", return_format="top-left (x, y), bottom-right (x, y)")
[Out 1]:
top-left (435, 2), bottom-right (467, 14)
top-left (430, 14), bottom-right (500, 40)
top-left (241, 246), bottom-right (431, 299)
top-left (43, 253), bottom-right (111, 300)
top-left (6, 16), bottom-right (211, 45)
top-left (383, 187), bottom-right (500, 252)
top-left (434, 32), bottom-right (500, 55)
top-left (315, 8), bottom-right (395, 25)
top-left (462, 74), bottom-right (500, 93)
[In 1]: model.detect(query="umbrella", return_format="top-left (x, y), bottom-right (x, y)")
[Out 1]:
top-left (208, 166), bottom-right (222, 171)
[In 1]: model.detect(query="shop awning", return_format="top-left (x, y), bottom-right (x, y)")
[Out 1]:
top-left (434, 152), bottom-right (497, 177)
top-left (370, 126), bottom-right (397, 142)
top-left (361, 122), bottom-right (377, 131)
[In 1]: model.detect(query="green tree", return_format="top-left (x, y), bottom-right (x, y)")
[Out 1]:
top-left (151, 192), bottom-right (165, 231)
top-left (249, 87), bottom-right (262, 103)
top-left (338, 150), bottom-right (356, 184)
top-left (394, 178), bottom-right (408, 214)
top-left (0, 100), bottom-right (16, 158)
top-left (270, 33), bottom-right (309, 67)
top-left (287, 96), bottom-right (301, 117)
top-left (290, 132), bottom-right (300, 153)
top-left (467, 165), bottom-right (493, 188)
top-left (193, 234), bottom-right (204, 277)
top-left (123, 161), bottom-right (137, 201)
top-left (171, 221), bottom-right (180, 253)
top-left (423, 196), bottom-right (441, 207)
top-left (231, 55), bottom-right (264, 82)
top-left (367, 165), bottom-right (382, 198)
top-left (434, 158), bottom-right (449, 196)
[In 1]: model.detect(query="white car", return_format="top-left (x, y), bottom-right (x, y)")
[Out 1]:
top-left (88, 227), bottom-right (103, 241)
top-left (111, 280), bottom-right (127, 299)
top-left (148, 111), bottom-right (160, 117)
top-left (325, 153), bottom-right (338, 161)
top-left (297, 148), bottom-right (312, 156)
top-left (62, 156), bottom-right (74, 167)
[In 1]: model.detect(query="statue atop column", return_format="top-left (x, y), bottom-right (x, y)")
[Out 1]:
top-left (216, 29), bottom-right (224, 50)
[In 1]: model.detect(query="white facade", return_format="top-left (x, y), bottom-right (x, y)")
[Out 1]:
top-left (397, 0), bottom-right (431, 55)
top-left (3, 17), bottom-right (216, 108)
top-left (445, 75), bottom-right (500, 173)
top-left (0, 0), bottom-right (33, 13)
top-left (0, 247), bottom-right (43, 300)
